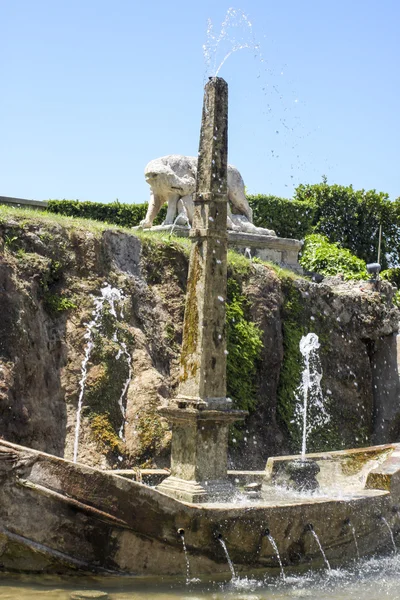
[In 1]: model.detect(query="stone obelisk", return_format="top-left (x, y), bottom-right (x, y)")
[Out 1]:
top-left (157, 77), bottom-right (246, 503)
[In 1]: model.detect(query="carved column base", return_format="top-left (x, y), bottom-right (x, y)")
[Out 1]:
top-left (156, 403), bottom-right (246, 503)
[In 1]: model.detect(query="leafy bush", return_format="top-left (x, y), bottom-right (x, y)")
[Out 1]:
top-left (300, 234), bottom-right (368, 280)
top-left (380, 267), bottom-right (400, 289)
top-left (47, 199), bottom-right (167, 228)
top-left (248, 183), bottom-right (400, 269)
top-left (295, 183), bottom-right (399, 269)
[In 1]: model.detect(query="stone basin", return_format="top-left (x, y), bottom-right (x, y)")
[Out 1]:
top-left (0, 439), bottom-right (399, 578)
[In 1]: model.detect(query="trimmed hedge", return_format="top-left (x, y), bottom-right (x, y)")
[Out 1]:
top-left (46, 182), bottom-right (400, 268)
top-left (248, 194), bottom-right (314, 240)
top-left (249, 184), bottom-right (400, 269)
top-left (47, 200), bottom-right (167, 228)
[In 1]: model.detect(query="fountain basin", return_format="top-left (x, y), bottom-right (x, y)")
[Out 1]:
top-left (0, 439), bottom-right (399, 578)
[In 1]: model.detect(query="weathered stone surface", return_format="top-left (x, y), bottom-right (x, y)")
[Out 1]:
top-left (0, 212), bottom-right (399, 470)
top-left (0, 438), bottom-right (399, 576)
top-left (157, 77), bottom-right (247, 502)
top-left (144, 225), bottom-right (302, 271)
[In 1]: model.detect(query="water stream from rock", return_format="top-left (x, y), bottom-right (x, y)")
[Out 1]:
top-left (266, 532), bottom-right (285, 579)
top-left (73, 284), bottom-right (130, 462)
top-left (310, 528), bottom-right (331, 571)
top-left (218, 538), bottom-right (236, 579)
top-left (116, 341), bottom-right (132, 440)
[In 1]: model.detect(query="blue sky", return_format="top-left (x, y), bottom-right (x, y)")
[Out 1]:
top-left (2, 0), bottom-right (399, 203)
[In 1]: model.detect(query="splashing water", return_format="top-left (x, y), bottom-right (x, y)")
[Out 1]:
top-left (293, 333), bottom-right (330, 460)
top-left (73, 284), bottom-right (130, 462)
top-left (381, 516), bottom-right (397, 553)
top-left (218, 538), bottom-right (236, 579)
top-left (266, 533), bottom-right (285, 579)
top-left (310, 528), bottom-right (331, 570)
top-left (203, 8), bottom-right (259, 77)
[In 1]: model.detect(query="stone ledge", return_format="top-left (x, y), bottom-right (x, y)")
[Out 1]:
top-left (139, 224), bottom-right (303, 272)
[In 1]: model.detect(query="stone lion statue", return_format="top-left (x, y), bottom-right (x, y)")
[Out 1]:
top-left (141, 155), bottom-right (275, 235)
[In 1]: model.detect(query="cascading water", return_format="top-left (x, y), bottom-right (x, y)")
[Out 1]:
top-left (73, 284), bottom-right (131, 462)
top-left (244, 247), bottom-right (252, 261)
top-left (381, 516), bottom-right (397, 553)
top-left (116, 341), bottom-right (132, 440)
top-left (350, 523), bottom-right (360, 560)
top-left (218, 537), bottom-right (236, 579)
top-left (309, 526), bottom-right (331, 570)
top-left (178, 531), bottom-right (191, 584)
top-left (293, 333), bottom-right (330, 460)
top-left (265, 530), bottom-right (285, 579)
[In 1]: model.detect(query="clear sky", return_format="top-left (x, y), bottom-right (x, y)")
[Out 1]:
top-left (2, 0), bottom-right (399, 204)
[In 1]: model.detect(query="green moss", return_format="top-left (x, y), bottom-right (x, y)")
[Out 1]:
top-left (179, 244), bottom-right (201, 382)
top-left (135, 410), bottom-right (169, 467)
top-left (341, 449), bottom-right (389, 476)
top-left (90, 412), bottom-right (124, 454)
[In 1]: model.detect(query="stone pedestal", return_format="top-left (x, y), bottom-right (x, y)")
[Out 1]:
top-left (157, 405), bottom-right (244, 502)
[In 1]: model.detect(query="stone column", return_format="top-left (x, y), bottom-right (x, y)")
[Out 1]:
top-left (157, 78), bottom-right (246, 503)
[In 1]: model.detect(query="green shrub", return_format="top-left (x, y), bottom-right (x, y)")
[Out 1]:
top-left (295, 182), bottom-right (399, 269)
top-left (300, 234), bottom-right (368, 280)
top-left (47, 199), bottom-right (167, 228)
top-left (380, 267), bottom-right (400, 289)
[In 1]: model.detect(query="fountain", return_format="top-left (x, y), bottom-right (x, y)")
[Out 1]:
top-left (0, 76), bottom-right (400, 583)
top-left (285, 333), bottom-right (330, 491)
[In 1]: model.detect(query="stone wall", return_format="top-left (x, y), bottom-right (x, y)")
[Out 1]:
top-left (0, 210), bottom-right (399, 469)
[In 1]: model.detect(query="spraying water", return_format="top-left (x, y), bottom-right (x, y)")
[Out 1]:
top-left (203, 8), bottom-right (259, 78)
top-left (266, 532), bottom-right (285, 579)
top-left (310, 528), bottom-right (331, 570)
top-left (218, 537), bottom-right (236, 579)
top-left (293, 333), bottom-right (330, 460)
top-left (73, 284), bottom-right (131, 462)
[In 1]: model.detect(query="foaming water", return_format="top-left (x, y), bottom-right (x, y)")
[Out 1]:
top-left (3, 554), bottom-right (400, 598)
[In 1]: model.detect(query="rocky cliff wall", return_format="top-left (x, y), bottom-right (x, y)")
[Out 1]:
top-left (0, 209), bottom-right (399, 469)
